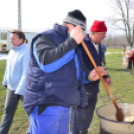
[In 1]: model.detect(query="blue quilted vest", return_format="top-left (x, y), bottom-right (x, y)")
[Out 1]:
top-left (23, 24), bottom-right (87, 114)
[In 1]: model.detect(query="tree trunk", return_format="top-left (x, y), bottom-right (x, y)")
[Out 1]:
top-left (127, 59), bottom-right (132, 69)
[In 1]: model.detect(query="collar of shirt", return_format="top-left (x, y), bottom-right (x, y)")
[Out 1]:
top-left (91, 40), bottom-right (99, 54)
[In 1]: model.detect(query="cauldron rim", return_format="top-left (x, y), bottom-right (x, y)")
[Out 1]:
top-left (96, 102), bottom-right (134, 124)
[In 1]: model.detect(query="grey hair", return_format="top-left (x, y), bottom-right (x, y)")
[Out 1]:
top-left (90, 31), bottom-right (95, 35)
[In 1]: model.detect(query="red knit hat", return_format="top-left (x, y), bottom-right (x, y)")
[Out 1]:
top-left (90, 20), bottom-right (107, 32)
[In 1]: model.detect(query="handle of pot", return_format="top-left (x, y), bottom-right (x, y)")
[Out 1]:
top-left (81, 41), bottom-right (120, 110)
top-left (131, 120), bottom-right (134, 124)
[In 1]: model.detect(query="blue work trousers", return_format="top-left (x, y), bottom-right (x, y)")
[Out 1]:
top-left (30, 106), bottom-right (70, 134)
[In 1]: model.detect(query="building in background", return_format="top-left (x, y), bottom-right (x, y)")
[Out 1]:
top-left (0, 30), bottom-right (8, 53)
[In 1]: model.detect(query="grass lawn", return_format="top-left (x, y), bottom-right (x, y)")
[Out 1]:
top-left (107, 48), bottom-right (123, 53)
top-left (0, 48), bottom-right (134, 134)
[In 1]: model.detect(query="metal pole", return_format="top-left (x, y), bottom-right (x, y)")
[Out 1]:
top-left (18, 0), bottom-right (21, 30)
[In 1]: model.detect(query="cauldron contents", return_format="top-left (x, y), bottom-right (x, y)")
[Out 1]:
top-left (107, 115), bottom-right (134, 122)
top-left (124, 115), bottom-right (134, 122)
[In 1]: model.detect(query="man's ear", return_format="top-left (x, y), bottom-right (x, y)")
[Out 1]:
top-left (67, 24), bottom-right (75, 34)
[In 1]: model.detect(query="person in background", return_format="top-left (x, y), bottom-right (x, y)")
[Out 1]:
top-left (130, 49), bottom-right (134, 70)
top-left (101, 42), bottom-right (107, 67)
top-left (123, 46), bottom-right (126, 55)
top-left (132, 44), bottom-right (134, 50)
top-left (126, 49), bottom-right (134, 71)
top-left (0, 30), bottom-right (30, 134)
top-left (73, 20), bottom-right (112, 134)
top-left (23, 10), bottom-right (107, 134)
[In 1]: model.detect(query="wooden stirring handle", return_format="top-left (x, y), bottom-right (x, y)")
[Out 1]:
top-left (81, 41), bottom-right (120, 110)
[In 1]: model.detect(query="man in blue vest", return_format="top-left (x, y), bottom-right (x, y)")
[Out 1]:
top-left (23, 12), bottom-right (107, 134)
top-left (73, 20), bottom-right (112, 134)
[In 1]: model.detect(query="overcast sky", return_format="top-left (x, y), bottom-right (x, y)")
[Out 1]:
top-left (0, 0), bottom-right (113, 32)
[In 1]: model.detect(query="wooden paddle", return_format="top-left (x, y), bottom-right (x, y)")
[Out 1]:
top-left (81, 41), bottom-right (124, 121)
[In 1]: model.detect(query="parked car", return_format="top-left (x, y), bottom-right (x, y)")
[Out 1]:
top-left (0, 44), bottom-right (8, 53)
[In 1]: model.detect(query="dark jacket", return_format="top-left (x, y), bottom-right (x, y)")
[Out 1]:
top-left (78, 34), bottom-right (108, 94)
top-left (23, 24), bottom-right (87, 114)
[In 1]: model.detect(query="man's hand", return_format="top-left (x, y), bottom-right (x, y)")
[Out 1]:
top-left (105, 77), bottom-right (112, 86)
top-left (70, 25), bottom-right (84, 44)
top-left (88, 67), bottom-right (107, 81)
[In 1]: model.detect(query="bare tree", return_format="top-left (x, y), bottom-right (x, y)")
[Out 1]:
top-left (107, 0), bottom-right (134, 47)
top-left (106, 0), bottom-right (134, 69)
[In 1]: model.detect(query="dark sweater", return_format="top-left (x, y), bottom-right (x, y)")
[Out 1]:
top-left (78, 34), bottom-right (108, 94)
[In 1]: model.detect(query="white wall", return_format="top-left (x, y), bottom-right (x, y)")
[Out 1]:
top-left (7, 31), bottom-right (38, 50)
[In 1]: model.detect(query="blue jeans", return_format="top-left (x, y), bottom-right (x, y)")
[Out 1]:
top-left (30, 106), bottom-right (70, 134)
